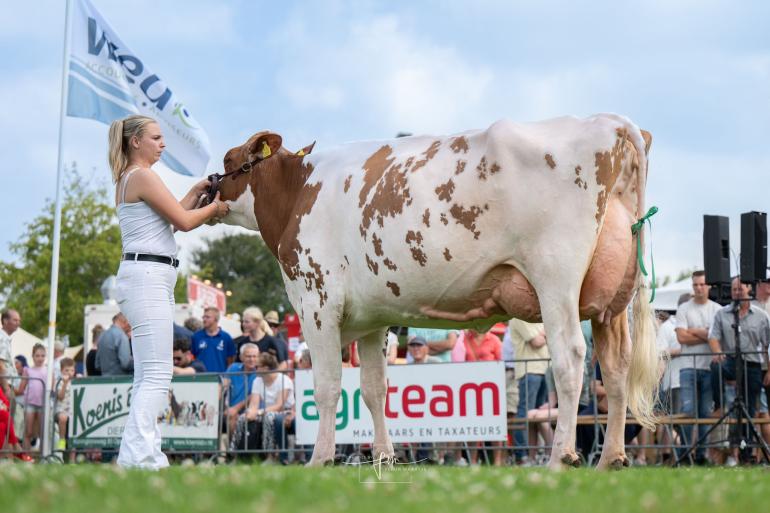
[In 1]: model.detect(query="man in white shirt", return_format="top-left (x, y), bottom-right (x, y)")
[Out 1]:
top-left (0, 309), bottom-right (21, 396)
top-left (675, 271), bottom-right (721, 462)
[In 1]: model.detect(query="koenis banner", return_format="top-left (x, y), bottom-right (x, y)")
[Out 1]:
top-left (68, 375), bottom-right (220, 450)
top-left (295, 361), bottom-right (507, 444)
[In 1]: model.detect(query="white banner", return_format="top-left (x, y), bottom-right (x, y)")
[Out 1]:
top-left (67, 0), bottom-right (211, 176)
top-left (295, 361), bottom-right (507, 444)
top-left (69, 375), bottom-right (220, 450)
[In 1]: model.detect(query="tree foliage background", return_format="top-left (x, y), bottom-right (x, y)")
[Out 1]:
top-left (189, 234), bottom-right (288, 316)
top-left (0, 166), bottom-right (122, 345)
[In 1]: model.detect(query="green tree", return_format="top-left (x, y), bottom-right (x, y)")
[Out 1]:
top-left (189, 234), bottom-right (289, 315)
top-left (0, 166), bottom-right (122, 345)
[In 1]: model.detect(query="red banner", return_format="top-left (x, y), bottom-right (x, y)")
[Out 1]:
top-left (187, 277), bottom-right (226, 313)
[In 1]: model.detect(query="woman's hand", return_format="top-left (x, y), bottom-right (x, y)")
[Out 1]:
top-left (211, 192), bottom-right (230, 218)
top-left (245, 407), bottom-right (257, 421)
top-left (191, 178), bottom-right (211, 196)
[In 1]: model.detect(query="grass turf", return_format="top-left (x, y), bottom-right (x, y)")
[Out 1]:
top-left (2, 463), bottom-right (768, 513)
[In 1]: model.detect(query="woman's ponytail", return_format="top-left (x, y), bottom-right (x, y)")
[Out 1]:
top-left (107, 114), bottom-right (157, 183)
top-left (108, 119), bottom-right (126, 183)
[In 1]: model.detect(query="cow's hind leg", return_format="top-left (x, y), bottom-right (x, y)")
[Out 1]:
top-left (538, 295), bottom-right (586, 470)
top-left (357, 328), bottom-right (395, 464)
top-left (592, 309), bottom-right (632, 470)
top-left (305, 323), bottom-right (343, 467)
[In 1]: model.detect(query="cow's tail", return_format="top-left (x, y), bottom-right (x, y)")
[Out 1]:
top-left (627, 273), bottom-right (659, 431)
top-left (624, 118), bottom-right (658, 432)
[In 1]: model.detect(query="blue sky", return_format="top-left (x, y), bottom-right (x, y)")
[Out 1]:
top-left (1, 0), bottom-right (769, 282)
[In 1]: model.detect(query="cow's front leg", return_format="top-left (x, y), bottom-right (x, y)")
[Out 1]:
top-left (306, 326), bottom-right (343, 467)
top-left (357, 329), bottom-right (394, 464)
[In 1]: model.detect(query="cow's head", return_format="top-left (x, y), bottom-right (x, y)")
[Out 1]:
top-left (207, 131), bottom-right (314, 232)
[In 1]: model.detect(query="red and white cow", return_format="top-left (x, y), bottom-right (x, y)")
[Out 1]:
top-left (214, 113), bottom-right (658, 469)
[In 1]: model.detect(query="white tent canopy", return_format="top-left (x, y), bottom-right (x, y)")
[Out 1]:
top-left (651, 277), bottom-right (692, 312)
top-left (10, 328), bottom-right (82, 365)
top-left (10, 328), bottom-right (43, 363)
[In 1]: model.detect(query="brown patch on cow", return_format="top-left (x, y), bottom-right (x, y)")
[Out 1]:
top-left (383, 258), bottom-right (397, 271)
top-left (594, 129), bottom-right (628, 227)
top-left (422, 208), bottom-right (430, 227)
top-left (440, 213), bottom-right (448, 226)
top-left (404, 156), bottom-right (415, 171)
top-left (475, 158), bottom-right (500, 180)
top-left (476, 156), bottom-right (489, 180)
top-left (314, 312), bottom-right (322, 330)
top-left (411, 140), bottom-right (442, 173)
top-left (443, 248), bottom-right (452, 261)
top-left (449, 204), bottom-right (483, 239)
top-left (359, 145), bottom-right (397, 208)
top-left (386, 281), bottom-right (401, 297)
top-left (294, 255), bottom-right (328, 307)
top-left (544, 154), bottom-right (556, 169)
top-left (574, 165), bottom-right (587, 190)
top-left (405, 230), bottom-right (427, 266)
top-left (365, 254), bottom-right (379, 275)
top-left (455, 160), bottom-right (467, 175)
top-left (434, 179), bottom-right (455, 202)
top-left (372, 232), bottom-right (384, 257)
top-left (344, 175), bottom-right (352, 193)
top-left (358, 145), bottom-right (413, 238)
top-left (450, 136), bottom-right (469, 154)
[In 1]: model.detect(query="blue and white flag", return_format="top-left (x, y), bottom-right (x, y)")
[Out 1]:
top-left (67, 0), bottom-right (211, 176)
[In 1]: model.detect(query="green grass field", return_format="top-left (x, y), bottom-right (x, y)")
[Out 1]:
top-left (2, 463), bottom-right (768, 513)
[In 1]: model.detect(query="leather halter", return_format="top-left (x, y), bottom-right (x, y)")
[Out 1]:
top-left (203, 154), bottom-right (264, 205)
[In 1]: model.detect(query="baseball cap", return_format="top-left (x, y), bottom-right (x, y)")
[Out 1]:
top-left (408, 336), bottom-right (427, 346)
top-left (265, 310), bottom-right (280, 325)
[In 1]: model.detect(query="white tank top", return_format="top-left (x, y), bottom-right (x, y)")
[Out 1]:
top-left (117, 167), bottom-right (177, 257)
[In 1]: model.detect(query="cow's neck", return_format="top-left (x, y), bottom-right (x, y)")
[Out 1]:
top-left (250, 155), bottom-right (314, 260)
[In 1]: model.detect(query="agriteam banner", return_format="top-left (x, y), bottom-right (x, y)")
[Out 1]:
top-left (295, 361), bottom-right (507, 444)
top-left (69, 375), bottom-right (220, 450)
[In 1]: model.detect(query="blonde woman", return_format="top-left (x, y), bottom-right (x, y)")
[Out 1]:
top-left (234, 307), bottom-right (289, 370)
top-left (108, 114), bottom-right (228, 469)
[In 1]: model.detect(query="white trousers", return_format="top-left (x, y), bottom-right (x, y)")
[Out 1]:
top-left (115, 260), bottom-right (176, 470)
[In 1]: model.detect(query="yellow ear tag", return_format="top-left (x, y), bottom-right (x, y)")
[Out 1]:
top-left (261, 141), bottom-right (272, 159)
top-left (296, 149), bottom-right (305, 156)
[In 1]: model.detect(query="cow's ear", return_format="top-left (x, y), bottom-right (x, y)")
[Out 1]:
top-left (248, 133), bottom-right (283, 160)
top-left (294, 141), bottom-right (316, 157)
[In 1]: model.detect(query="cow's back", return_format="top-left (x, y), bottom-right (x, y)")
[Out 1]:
top-left (289, 115), bottom-right (643, 330)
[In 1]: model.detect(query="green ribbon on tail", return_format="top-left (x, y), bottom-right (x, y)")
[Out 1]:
top-left (631, 206), bottom-right (659, 303)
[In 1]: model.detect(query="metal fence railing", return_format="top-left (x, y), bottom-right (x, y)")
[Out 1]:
top-left (5, 351), bottom-right (770, 465)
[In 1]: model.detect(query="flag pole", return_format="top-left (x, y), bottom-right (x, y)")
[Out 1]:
top-left (42, 0), bottom-right (74, 460)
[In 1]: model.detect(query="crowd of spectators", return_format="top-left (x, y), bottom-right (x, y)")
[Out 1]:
top-left (3, 268), bottom-right (770, 468)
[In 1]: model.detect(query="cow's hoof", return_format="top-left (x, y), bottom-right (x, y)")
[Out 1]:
top-left (305, 457), bottom-right (335, 468)
top-left (560, 453), bottom-right (581, 468)
top-left (373, 452), bottom-right (396, 467)
top-left (608, 457), bottom-right (630, 470)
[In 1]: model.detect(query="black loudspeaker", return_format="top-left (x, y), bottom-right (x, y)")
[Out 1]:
top-left (740, 211), bottom-right (767, 283)
top-left (703, 215), bottom-right (731, 285)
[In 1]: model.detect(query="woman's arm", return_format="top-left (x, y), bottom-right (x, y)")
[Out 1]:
top-left (132, 168), bottom-right (228, 231)
top-left (179, 179), bottom-right (211, 210)
top-left (245, 392), bottom-right (262, 420)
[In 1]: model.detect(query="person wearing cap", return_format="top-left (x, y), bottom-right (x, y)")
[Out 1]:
top-left (406, 337), bottom-right (442, 364)
top-left (264, 311), bottom-right (287, 343)
top-left (405, 327), bottom-right (459, 363)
